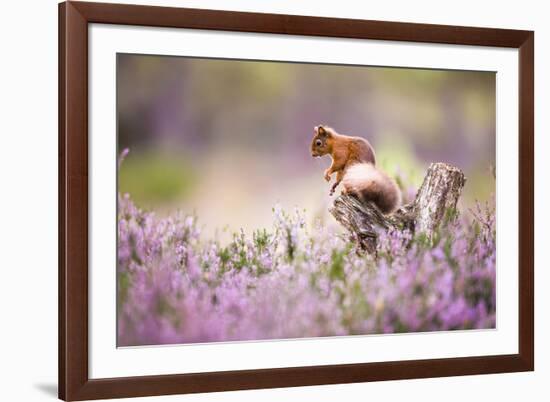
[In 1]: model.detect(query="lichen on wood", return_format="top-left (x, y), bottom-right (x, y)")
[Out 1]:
top-left (330, 162), bottom-right (466, 253)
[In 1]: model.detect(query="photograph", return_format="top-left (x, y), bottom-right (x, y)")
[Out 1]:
top-left (116, 54), bottom-right (497, 347)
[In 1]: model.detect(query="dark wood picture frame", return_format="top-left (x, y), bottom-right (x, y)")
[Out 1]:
top-left (59, 1), bottom-right (534, 400)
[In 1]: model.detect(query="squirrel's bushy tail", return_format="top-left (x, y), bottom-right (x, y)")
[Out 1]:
top-left (342, 163), bottom-right (402, 214)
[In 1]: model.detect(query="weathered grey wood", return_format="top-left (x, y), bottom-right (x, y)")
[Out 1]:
top-left (413, 162), bottom-right (466, 235)
top-left (331, 194), bottom-right (392, 253)
top-left (330, 162), bottom-right (465, 252)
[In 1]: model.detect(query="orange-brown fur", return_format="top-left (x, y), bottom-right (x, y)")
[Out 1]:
top-left (310, 125), bottom-right (401, 213)
top-left (310, 125), bottom-right (376, 195)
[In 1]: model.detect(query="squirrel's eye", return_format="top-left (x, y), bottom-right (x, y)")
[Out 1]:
top-left (315, 139), bottom-right (322, 147)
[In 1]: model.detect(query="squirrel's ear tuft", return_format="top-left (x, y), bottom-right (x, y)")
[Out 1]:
top-left (319, 125), bottom-right (332, 138)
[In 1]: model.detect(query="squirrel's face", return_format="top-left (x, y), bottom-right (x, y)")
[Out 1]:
top-left (311, 125), bottom-right (331, 157)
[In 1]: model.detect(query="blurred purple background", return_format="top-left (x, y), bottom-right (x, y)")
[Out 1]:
top-left (117, 54), bottom-right (495, 238)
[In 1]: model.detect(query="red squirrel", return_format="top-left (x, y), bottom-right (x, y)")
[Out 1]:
top-left (310, 125), bottom-right (401, 214)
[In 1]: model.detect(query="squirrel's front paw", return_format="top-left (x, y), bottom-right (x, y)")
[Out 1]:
top-left (324, 170), bottom-right (331, 182)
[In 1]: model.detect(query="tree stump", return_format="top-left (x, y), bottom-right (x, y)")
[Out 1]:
top-left (330, 162), bottom-right (466, 253)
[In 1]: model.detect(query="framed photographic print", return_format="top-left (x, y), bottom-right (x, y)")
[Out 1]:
top-left (59, 1), bottom-right (534, 400)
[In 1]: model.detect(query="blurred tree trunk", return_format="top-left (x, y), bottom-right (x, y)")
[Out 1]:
top-left (330, 162), bottom-right (465, 253)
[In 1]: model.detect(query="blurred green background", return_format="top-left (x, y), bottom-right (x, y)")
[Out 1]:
top-left (117, 54), bottom-right (495, 239)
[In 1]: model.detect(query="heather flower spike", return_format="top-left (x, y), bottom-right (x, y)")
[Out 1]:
top-left (118, 148), bottom-right (130, 170)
